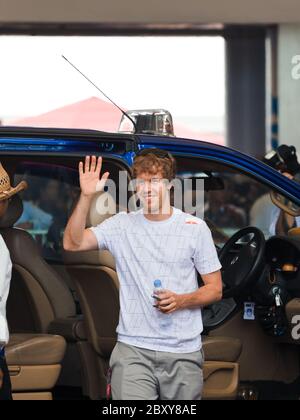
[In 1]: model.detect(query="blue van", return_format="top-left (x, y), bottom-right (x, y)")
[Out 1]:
top-left (1, 124), bottom-right (300, 400)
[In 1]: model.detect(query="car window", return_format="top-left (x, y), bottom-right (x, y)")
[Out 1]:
top-left (13, 157), bottom-right (275, 255)
top-left (176, 157), bottom-right (272, 245)
top-left (205, 174), bottom-right (270, 243)
top-left (14, 162), bottom-right (81, 261)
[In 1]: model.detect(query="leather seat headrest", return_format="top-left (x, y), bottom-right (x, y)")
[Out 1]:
top-left (0, 194), bottom-right (23, 228)
top-left (86, 191), bottom-right (117, 227)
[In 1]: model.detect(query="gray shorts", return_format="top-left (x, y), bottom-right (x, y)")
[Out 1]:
top-left (109, 341), bottom-right (204, 400)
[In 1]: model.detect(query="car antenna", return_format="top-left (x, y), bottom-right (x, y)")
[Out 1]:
top-left (62, 55), bottom-right (137, 132)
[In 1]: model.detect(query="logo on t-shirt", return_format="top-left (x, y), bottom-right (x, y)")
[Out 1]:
top-left (185, 217), bottom-right (201, 225)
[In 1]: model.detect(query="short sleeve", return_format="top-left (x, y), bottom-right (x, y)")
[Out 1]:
top-left (89, 212), bottom-right (125, 251)
top-left (193, 221), bottom-right (222, 275)
top-left (0, 238), bottom-right (12, 345)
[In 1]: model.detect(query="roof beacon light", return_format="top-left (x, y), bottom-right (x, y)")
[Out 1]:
top-left (118, 109), bottom-right (175, 137)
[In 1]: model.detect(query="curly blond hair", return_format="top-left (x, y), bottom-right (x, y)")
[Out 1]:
top-left (133, 149), bottom-right (176, 181)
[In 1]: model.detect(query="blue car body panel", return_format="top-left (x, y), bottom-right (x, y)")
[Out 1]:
top-left (1, 127), bottom-right (300, 205)
top-left (136, 135), bottom-right (300, 205)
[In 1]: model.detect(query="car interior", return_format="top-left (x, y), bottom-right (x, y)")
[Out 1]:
top-left (0, 153), bottom-right (300, 400)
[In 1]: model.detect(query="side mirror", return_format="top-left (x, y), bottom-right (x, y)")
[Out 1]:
top-left (270, 191), bottom-right (300, 217)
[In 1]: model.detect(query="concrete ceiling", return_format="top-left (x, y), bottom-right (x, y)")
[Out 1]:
top-left (0, 0), bottom-right (299, 25)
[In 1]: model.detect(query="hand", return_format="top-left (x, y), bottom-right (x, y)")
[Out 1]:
top-left (155, 290), bottom-right (185, 314)
top-left (282, 172), bottom-right (294, 180)
top-left (79, 156), bottom-right (110, 197)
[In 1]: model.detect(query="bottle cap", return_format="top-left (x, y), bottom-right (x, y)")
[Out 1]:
top-left (153, 279), bottom-right (162, 288)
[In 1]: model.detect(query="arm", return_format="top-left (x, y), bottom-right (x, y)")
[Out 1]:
top-left (275, 210), bottom-right (296, 235)
top-left (274, 172), bottom-right (296, 235)
top-left (157, 220), bottom-right (223, 314)
top-left (63, 193), bottom-right (97, 251)
top-left (157, 270), bottom-right (222, 314)
top-left (63, 155), bottom-right (109, 252)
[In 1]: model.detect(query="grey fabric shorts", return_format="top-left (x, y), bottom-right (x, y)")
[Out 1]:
top-left (109, 341), bottom-right (204, 400)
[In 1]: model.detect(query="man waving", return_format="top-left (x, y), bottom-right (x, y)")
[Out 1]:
top-left (64, 151), bottom-right (222, 400)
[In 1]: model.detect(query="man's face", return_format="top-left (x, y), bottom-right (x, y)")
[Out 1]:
top-left (0, 199), bottom-right (9, 218)
top-left (135, 171), bottom-right (171, 214)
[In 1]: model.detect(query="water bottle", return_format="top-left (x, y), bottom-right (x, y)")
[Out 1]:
top-left (153, 279), bottom-right (172, 328)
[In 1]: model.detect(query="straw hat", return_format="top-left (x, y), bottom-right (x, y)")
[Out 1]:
top-left (0, 163), bottom-right (28, 201)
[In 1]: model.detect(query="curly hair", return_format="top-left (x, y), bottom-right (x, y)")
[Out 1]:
top-left (132, 149), bottom-right (177, 181)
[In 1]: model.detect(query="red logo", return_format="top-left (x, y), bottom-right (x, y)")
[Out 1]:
top-left (185, 219), bottom-right (200, 225)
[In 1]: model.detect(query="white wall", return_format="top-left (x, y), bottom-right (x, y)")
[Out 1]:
top-left (278, 24), bottom-right (300, 150)
top-left (0, 0), bottom-right (300, 24)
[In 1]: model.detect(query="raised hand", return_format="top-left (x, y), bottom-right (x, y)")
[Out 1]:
top-left (79, 156), bottom-right (110, 197)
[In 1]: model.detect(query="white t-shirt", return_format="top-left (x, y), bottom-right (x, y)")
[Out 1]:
top-left (0, 235), bottom-right (12, 347)
top-left (250, 194), bottom-right (277, 237)
top-left (90, 207), bottom-right (222, 353)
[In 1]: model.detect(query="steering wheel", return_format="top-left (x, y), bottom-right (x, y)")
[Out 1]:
top-left (218, 227), bottom-right (266, 299)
